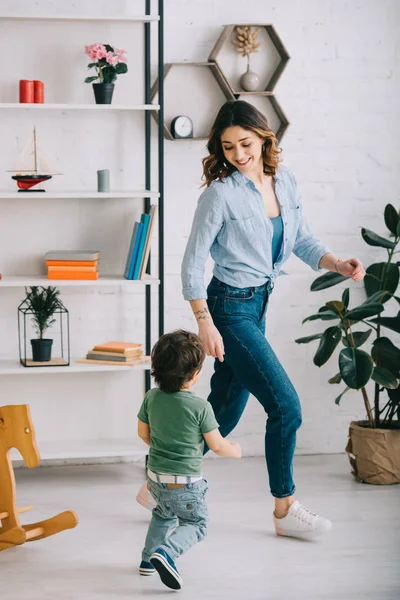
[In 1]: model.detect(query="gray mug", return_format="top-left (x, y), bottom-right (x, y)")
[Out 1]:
top-left (97, 169), bottom-right (110, 192)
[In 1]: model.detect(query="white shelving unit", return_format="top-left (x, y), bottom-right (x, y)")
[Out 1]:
top-left (0, 275), bottom-right (160, 288)
top-left (0, 358), bottom-right (151, 375)
top-left (0, 7), bottom-right (164, 462)
top-left (0, 191), bottom-right (160, 200)
top-left (0, 103), bottom-right (159, 111)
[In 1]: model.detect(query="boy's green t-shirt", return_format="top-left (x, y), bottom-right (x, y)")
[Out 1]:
top-left (137, 388), bottom-right (219, 476)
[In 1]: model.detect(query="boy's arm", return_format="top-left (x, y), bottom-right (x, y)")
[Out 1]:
top-left (203, 428), bottom-right (241, 458)
top-left (138, 419), bottom-right (151, 446)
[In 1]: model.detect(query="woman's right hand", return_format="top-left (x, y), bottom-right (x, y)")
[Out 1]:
top-left (198, 320), bottom-right (225, 362)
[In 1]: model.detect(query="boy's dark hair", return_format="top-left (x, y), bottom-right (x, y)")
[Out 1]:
top-left (151, 329), bottom-right (206, 393)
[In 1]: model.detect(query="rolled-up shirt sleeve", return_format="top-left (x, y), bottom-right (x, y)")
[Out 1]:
top-left (181, 186), bottom-right (224, 301)
top-left (290, 174), bottom-right (330, 271)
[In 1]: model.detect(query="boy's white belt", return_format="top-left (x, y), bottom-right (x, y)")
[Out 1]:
top-left (147, 468), bottom-right (203, 484)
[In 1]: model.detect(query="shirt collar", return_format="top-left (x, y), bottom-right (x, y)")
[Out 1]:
top-left (230, 166), bottom-right (283, 186)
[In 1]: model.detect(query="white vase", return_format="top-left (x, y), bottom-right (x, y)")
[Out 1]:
top-left (240, 65), bottom-right (260, 92)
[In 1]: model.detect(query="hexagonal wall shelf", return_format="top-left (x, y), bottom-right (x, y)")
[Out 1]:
top-left (150, 62), bottom-right (235, 141)
top-left (236, 94), bottom-right (289, 142)
top-left (209, 24), bottom-right (290, 95)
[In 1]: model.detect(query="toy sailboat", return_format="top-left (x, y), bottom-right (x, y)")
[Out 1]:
top-left (9, 128), bottom-right (60, 192)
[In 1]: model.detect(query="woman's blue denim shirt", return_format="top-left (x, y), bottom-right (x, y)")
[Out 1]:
top-left (181, 165), bottom-right (330, 301)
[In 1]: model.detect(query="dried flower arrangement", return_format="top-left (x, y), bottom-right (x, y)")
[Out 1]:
top-left (232, 26), bottom-right (260, 68)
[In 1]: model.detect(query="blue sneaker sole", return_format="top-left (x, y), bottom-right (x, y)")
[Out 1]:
top-left (150, 552), bottom-right (182, 590)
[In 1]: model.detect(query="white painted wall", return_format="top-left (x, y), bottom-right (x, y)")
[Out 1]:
top-left (1, 0), bottom-right (399, 461)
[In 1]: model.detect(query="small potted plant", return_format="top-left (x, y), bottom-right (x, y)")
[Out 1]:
top-left (296, 203), bottom-right (400, 485)
top-left (24, 286), bottom-right (61, 362)
top-left (84, 43), bottom-right (128, 104)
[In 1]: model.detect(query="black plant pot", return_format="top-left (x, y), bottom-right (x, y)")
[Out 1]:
top-left (31, 338), bottom-right (53, 362)
top-left (92, 83), bottom-right (115, 104)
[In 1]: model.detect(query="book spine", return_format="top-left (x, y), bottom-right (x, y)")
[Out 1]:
top-left (86, 353), bottom-right (126, 362)
top-left (124, 221), bottom-right (140, 279)
top-left (46, 260), bottom-right (99, 267)
top-left (47, 265), bottom-right (98, 272)
top-left (139, 205), bottom-right (158, 279)
top-left (48, 271), bottom-right (99, 280)
top-left (133, 213), bottom-right (151, 280)
top-left (45, 253), bottom-right (100, 261)
top-left (128, 222), bottom-right (144, 280)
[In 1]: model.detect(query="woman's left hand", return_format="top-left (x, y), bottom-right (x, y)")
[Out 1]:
top-left (337, 257), bottom-right (365, 282)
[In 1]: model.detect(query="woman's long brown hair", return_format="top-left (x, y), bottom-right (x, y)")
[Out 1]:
top-left (202, 100), bottom-right (281, 187)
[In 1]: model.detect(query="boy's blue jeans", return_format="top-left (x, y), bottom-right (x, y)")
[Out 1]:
top-left (142, 479), bottom-right (208, 562)
top-left (205, 277), bottom-right (302, 499)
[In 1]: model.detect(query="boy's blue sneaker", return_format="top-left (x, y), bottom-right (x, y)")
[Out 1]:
top-left (139, 560), bottom-right (156, 576)
top-left (150, 547), bottom-right (183, 590)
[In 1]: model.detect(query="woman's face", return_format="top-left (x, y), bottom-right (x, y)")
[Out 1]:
top-left (220, 126), bottom-right (263, 174)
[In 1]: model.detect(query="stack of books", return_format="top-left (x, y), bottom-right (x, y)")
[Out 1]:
top-left (85, 341), bottom-right (144, 365)
top-left (45, 250), bottom-right (100, 280)
top-left (124, 204), bottom-right (158, 280)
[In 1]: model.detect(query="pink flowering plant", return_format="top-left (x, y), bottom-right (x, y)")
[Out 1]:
top-left (84, 43), bottom-right (128, 84)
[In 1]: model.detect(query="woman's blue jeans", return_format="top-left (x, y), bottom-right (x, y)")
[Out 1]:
top-left (205, 277), bottom-right (302, 498)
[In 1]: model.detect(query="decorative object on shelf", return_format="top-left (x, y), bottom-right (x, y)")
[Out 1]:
top-left (8, 127), bottom-right (60, 192)
top-left (77, 340), bottom-right (150, 367)
top-left (19, 80), bottom-right (34, 103)
top-left (295, 203), bottom-right (400, 485)
top-left (0, 404), bottom-right (78, 552)
top-left (171, 115), bottom-right (193, 139)
top-left (150, 62), bottom-right (235, 141)
top-left (84, 43), bottom-right (128, 104)
top-left (233, 26), bottom-right (261, 92)
top-left (209, 24), bottom-right (290, 95)
top-left (33, 80), bottom-right (44, 103)
top-left (97, 168), bottom-right (110, 192)
top-left (124, 205), bottom-right (158, 280)
top-left (18, 286), bottom-right (70, 366)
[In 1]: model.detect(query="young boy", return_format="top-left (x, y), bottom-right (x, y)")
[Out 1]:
top-left (137, 329), bottom-right (241, 590)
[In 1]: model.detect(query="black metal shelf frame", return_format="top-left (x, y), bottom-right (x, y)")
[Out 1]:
top-left (145, 0), bottom-right (164, 391)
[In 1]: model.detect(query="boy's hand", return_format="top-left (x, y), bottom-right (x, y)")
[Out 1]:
top-left (230, 442), bottom-right (242, 458)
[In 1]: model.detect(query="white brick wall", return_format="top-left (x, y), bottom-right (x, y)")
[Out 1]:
top-left (0, 0), bottom-right (399, 458)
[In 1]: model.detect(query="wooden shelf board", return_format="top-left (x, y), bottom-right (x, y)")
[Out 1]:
top-left (0, 14), bottom-right (160, 23)
top-left (0, 275), bottom-right (159, 287)
top-left (0, 358), bottom-right (150, 375)
top-left (0, 103), bottom-right (159, 111)
top-left (0, 190), bottom-right (159, 200)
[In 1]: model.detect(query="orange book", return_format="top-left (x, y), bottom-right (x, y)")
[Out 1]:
top-left (47, 265), bottom-right (98, 272)
top-left (92, 341), bottom-right (143, 354)
top-left (46, 260), bottom-right (99, 267)
top-left (48, 271), bottom-right (99, 280)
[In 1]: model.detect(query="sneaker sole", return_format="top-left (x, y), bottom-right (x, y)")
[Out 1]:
top-left (150, 552), bottom-right (182, 590)
top-left (139, 568), bottom-right (156, 576)
top-left (275, 524), bottom-right (332, 540)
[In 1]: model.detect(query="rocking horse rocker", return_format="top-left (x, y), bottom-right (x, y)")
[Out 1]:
top-left (0, 404), bottom-right (78, 552)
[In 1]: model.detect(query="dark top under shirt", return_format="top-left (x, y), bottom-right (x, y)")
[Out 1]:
top-left (271, 215), bottom-right (283, 265)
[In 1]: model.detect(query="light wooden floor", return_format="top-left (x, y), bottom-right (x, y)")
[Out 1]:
top-left (1, 455), bottom-right (399, 599)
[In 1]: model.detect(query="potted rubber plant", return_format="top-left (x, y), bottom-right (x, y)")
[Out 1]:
top-left (84, 43), bottom-right (128, 104)
top-left (24, 286), bottom-right (61, 362)
top-left (296, 203), bottom-right (400, 485)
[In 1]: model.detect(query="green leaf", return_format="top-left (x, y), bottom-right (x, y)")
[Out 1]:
top-left (344, 303), bottom-right (384, 321)
top-left (361, 228), bottom-right (396, 249)
top-left (339, 347), bottom-right (374, 389)
top-left (335, 386), bottom-right (350, 405)
top-left (371, 367), bottom-right (399, 389)
top-left (84, 76), bottom-right (98, 83)
top-left (302, 311), bottom-right (339, 324)
top-left (342, 288), bottom-right (350, 309)
top-left (310, 271), bottom-right (348, 291)
top-left (329, 373), bottom-right (342, 384)
top-left (104, 44), bottom-right (114, 52)
top-left (397, 220), bottom-right (400, 237)
top-left (364, 263), bottom-right (399, 298)
top-left (313, 326), bottom-right (342, 367)
top-left (342, 329), bottom-right (372, 348)
top-left (371, 337), bottom-right (400, 376)
top-left (87, 62), bottom-right (98, 68)
top-left (369, 312), bottom-right (400, 334)
top-left (384, 204), bottom-right (400, 235)
top-left (326, 300), bottom-right (345, 314)
top-left (362, 290), bottom-right (391, 304)
top-left (295, 333), bottom-right (323, 344)
top-left (115, 62), bottom-right (128, 74)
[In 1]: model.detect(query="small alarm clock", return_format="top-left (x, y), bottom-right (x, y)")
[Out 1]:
top-left (171, 115), bottom-right (193, 139)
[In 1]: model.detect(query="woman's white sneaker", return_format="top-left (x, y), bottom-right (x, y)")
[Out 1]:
top-left (273, 500), bottom-right (332, 539)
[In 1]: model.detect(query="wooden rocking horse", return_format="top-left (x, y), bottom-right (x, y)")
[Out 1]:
top-left (0, 404), bottom-right (78, 552)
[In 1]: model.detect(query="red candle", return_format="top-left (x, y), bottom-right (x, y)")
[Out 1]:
top-left (34, 80), bottom-right (44, 103)
top-left (19, 80), bottom-right (34, 103)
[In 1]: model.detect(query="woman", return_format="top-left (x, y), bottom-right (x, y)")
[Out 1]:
top-left (181, 100), bottom-right (365, 539)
